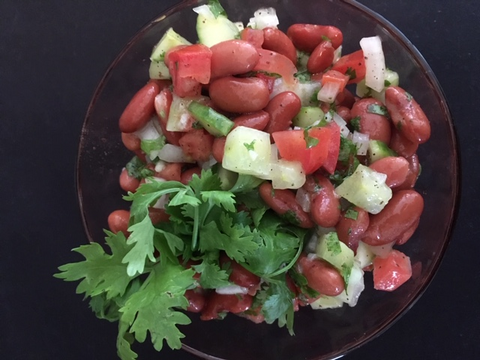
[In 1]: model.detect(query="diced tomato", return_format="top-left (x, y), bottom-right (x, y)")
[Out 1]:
top-left (322, 121), bottom-right (341, 174)
top-left (272, 127), bottom-right (332, 174)
top-left (154, 88), bottom-right (183, 146)
top-left (165, 44), bottom-right (212, 97)
top-left (321, 70), bottom-right (349, 92)
top-left (373, 249), bottom-right (412, 291)
top-left (331, 49), bottom-right (366, 84)
top-left (253, 48), bottom-right (297, 85)
top-left (240, 27), bottom-right (264, 48)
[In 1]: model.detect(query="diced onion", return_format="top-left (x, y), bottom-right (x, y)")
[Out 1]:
top-left (336, 263), bottom-right (365, 307)
top-left (295, 187), bottom-right (311, 213)
top-left (270, 143), bottom-right (279, 162)
top-left (317, 82), bottom-right (341, 103)
top-left (247, 7), bottom-right (279, 29)
top-left (365, 241), bottom-right (395, 259)
top-left (199, 155), bottom-right (218, 170)
top-left (192, 4), bottom-right (215, 19)
top-left (233, 21), bottom-right (244, 31)
top-left (333, 45), bottom-right (342, 64)
top-left (352, 131), bottom-right (370, 155)
top-left (215, 285), bottom-right (249, 295)
top-left (134, 118), bottom-right (162, 141)
top-left (157, 144), bottom-right (195, 163)
top-left (332, 112), bottom-right (351, 138)
top-left (359, 36), bottom-right (385, 93)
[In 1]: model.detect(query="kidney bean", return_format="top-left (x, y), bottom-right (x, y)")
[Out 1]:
top-left (396, 217), bottom-right (420, 245)
top-left (119, 168), bottom-right (140, 193)
top-left (336, 106), bottom-right (352, 122)
top-left (369, 156), bottom-right (410, 189)
top-left (240, 27), bottom-right (264, 48)
top-left (396, 154), bottom-right (421, 190)
top-left (185, 289), bottom-right (206, 313)
top-left (121, 132), bottom-right (141, 152)
top-left (220, 254), bottom-right (261, 296)
top-left (389, 128), bottom-right (419, 158)
top-left (200, 293), bottom-right (253, 321)
top-left (259, 182), bottom-right (315, 228)
top-left (179, 129), bottom-right (214, 162)
top-left (350, 98), bottom-right (391, 144)
top-left (238, 306), bottom-right (265, 324)
top-left (262, 27), bottom-right (298, 64)
top-left (335, 88), bottom-right (356, 108)
top-left (107, 209), bottom-right (130, 235)
top-left (362, 190), bottom-right (424, 246)
top-left (181, 166), bottom-right (202, 185)
top-left (385, 86), bottom-right (431, 144)
top-left (209, 76), bottom-right (270, 113)
top-left (335, 206), bottom-right (370, 251)
top-left (154, 89), bottom-right (183, 146)
top-left (119, 80), bottom-right (160, 133)
top-left (212, 136), bottom-right (226, 163)
top-left (210, 40), bottom-right (260, 79)
top-left (297, 254), bottom-right (345, 296)
top-left (307, 41), bottom-right (335, 74)
top-left (233, 110), bottom-right (270, 131)
top-left (148, 207), bottom-right (170, 225)
top-left (155, 162), bottom-right (182, 182)
top-left (308, 175), bottom-right (341, 228)
top-left (287, 24), bottom-right (343, 52)
top-left (264, 91), bottom-right (302, 133)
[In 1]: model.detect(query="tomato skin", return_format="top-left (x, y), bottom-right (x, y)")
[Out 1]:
top-left (321, 122), bottom-right (341, 174)
top-left (373, 249), bottom-right (412, 291)
top-left (272, 127), bottom-right (331, 174)
top-left (253, 48), bottom-right (297, 85)
top-left (330, 50), bottom-right (366, 84)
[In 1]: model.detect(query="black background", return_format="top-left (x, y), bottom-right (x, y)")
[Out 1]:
top-left (1, 0), bottom-right (478, 359)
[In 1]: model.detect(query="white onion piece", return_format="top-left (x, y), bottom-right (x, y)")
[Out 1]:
top-left (157, 144), bottom-right (195, 163)
top-left (134, 118), bottom-right (161, 141)
top-left (336, 263), bottom-right (365, 307)
top-left (352, 131), bottom-right (370, 155)
top-left (333, 45), bottom-right (343, 64)
top-left (317, 82), bottom-right (341, 103)
top-left (199, 155), bottom-right (217, 170)
top-left (247, 7), bottom-right (279, 29)
top-left (234, 22), bottom-right (244, 31)
top-left (365, 241), bottom-right (395, 259)
top-left (332, 112), bottom-right (351, 138)
top-left (215, 285), bottom-right (249, 295)
top-left (154, 160), bottom-right (166, 173)
top-left (295, 187), bottom-right (311, 213)
top-left (359, 36), bottom-right (385, 93)
top-left (270, 143), bottom-right (279, 162)
top-left (192, 4), bottom-right (214, 19)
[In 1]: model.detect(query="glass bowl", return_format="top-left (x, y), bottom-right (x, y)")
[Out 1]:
top-left (76, 0), bottom-right (459, 359)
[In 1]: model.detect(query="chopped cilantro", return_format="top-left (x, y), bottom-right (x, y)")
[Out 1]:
top-left (344, 207), bottom-right (359, 220)
top-left (303, 128), bottom-right (319, 148)
top-left (350, 116), bottom-right (361, 132)
top-left (367, 103), bottom-right (390, 117)
top-left (243, 140), bottom-right (256, 151)
top-left (345, 67), bottom-right (357, 80)
top-left (294, 70), bottom-right (312, 83)
top-left (125, 156), bottom-right (154, 180)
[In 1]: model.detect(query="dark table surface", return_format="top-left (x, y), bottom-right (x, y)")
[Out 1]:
top-left (1, 0), bottom-right (478, 359)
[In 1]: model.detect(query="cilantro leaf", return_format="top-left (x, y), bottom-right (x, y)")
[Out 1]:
top-left (119, 262), bottom-right (195, 352)
top-left (243, 140), bottom-right (256, 151)
top-left (325, 232), bottom-right (342, 256)
top-left (367, 103), bottom-right (390, 117)
top-left (193, 259), bottom-right (231, 289)
top-left (201, 190), bottom-right (236, 212)
top-left (54, 231), bottom-right (135, 300)
top-left (123, 216), bottom-right (156, 276)
top-left (117, 320), bottom-right (138, 360)
top-left (229, 175), bottom-right (264, 194)
top-left (125, 156), bottom-right (154, 180)
top-left (303, 128), bottom-right (319, 148)
top-left (345, 207), bottom-right (359, 220)
top-left (140, 136), bottom-right (166, 157)
top-left (345, 67), bottom-right (357, 80)
top-left (350, 116), bottom-right (361, 132)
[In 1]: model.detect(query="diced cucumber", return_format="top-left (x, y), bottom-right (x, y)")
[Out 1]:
top-left (188, 101), bottom-right (234, 137)
top-left (222, 126), bottom-right (271, 178)
top-left (310, 295), bottom-right (344, 310)
top-left (167, 94), bottom-right (207, 132)
top-left (149, 28), bottom-right (191, 79)
top-left (334, 164), bottom-right (392, 214)
top-left (195, 5), bottom-right (239, 47)
top-left (217, 166), bottom-right (238, 190)
top-left (368, 140), bottom-right (397, 163)
top-left (293, 106), bottom-right (325, 128)
top-left (356, 68), bottom-right (399, 102)
top-left (354, 240), bottom-right (375, 269)
top-left (268, 159), bottom-right (306, 189)
top-left (316, 232), bottom-right (354, 285)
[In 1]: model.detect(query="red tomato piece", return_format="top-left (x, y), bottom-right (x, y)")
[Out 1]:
top-left (321, 121), bottom-right (341, 174)
top-left (165, 44), bottom-right (212, 97)
top-left (331, 49), bottom-right (366, 84)
top-left (373, 249), bottom-right (412, 291)
top-left (272, 127), bottom-right (332, 174)
top-left (253, 48), bottom-right (297, 85)
top-left (321, 70), bottom-right (349, 92)
top-left (240, 27), bottom-right (264, 48)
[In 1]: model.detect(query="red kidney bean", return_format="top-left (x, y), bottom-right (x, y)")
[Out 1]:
top-left (121, 132), bottom-right (141, 152)
top-left (240, 27), bottom-right (264, 48)
top-left (233, 110), bottom-right (270, 131)
top-left (263, 91), bottom-right (302, 133)
top-left (259, 182), bottom-right (315, 228)
top-left (287, 24), bottom-right (343, 52)
top-left (119, 80), bottom-right (160, 133)
top-left (148, 207), bottom-right (170, 225)
top-left (179, 129), bottom-right (214, 162)
top-left (335, 206), bottom-right (370, 251)
top-left (262, 27), bottom-right (298, 64)
top-left (181, 166), bottom-right (202, 185)
top-left (238, 306), bottom-right (265, 324)
top-left (211, 137), bottom-right (226, 163)
top-left (297, 254), bottom-right (345, 296)
top-left (307, 175), bottom-right (341, 228)
top-left (396, 154), bottom-right (421, 190)
top-left (107, 209), bottom-right (130, 235)
top-left (154, 88), bottom-right (183, 146)
top-left (335, 88), bottom-right (356, 108)
top-left (395, 217), bottom-right (420, 245)
top-left (119, 168), bottom-right (140, 193)
top-left (220, 254), bottom-right (261, 296)
top-left (385, 86), bottom-right (431, 144)
top-left (185, 289), bottom-right (206, 313)
top-left (389, 127), bottom-right (419, 158)
top-left (362, 190), bottom-right (424, 246)
top-left (155, 162), bottom-right (182, 182)
top-left (200, 293), bottom-right (253, 321)
top-left (336, 105), bottom-right (352, 122)
top-left (350, 98), bottom-right (391, 144)
top-left (369, 156), bottom-right (410, 189)
top-left (210, 40), bottom-right (260, 79)
top-left (307, 40), bottom-right (335, 74)
top-left (209, 76), bottom-right (270, 113)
